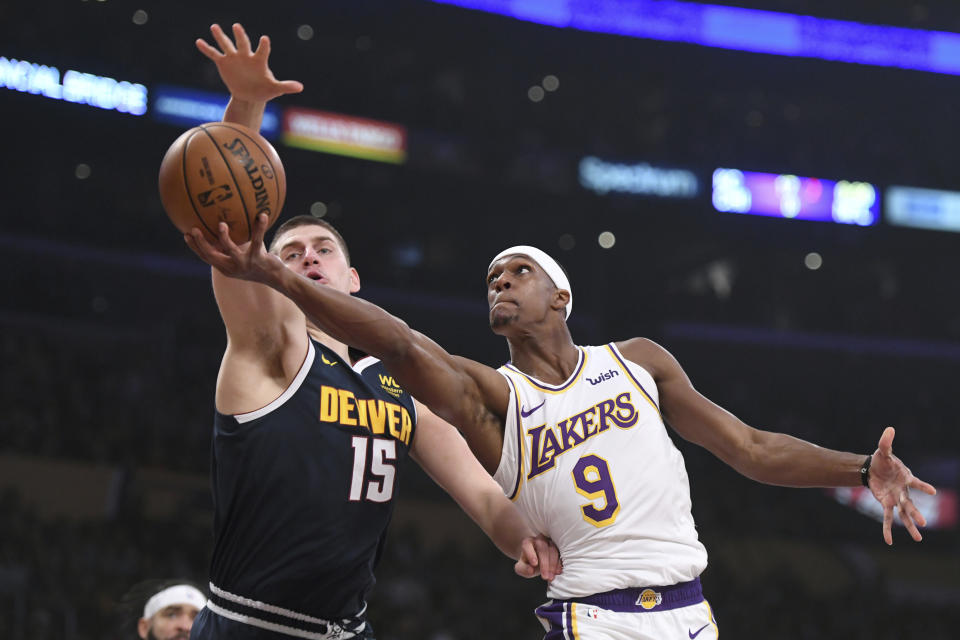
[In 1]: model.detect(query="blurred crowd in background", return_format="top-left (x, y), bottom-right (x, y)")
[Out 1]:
top-left (2, 0), bottom-right (959, 638)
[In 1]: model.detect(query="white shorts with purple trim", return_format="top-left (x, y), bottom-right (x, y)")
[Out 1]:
top-left (534, 578), bottom-right (718, 640)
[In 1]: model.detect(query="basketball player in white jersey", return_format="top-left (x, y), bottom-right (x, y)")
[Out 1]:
top-left (188, 213), bottom-right (937, 639)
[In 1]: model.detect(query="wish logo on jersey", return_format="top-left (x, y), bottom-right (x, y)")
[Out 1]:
top-left (526, 391), bottom-right (638, 478)
top-left (318, 385), bottom-right (412, 445)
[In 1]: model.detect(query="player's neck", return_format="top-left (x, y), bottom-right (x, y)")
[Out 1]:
top-left (507, 329), bottom-right (578, 385)
top-left (306, 325), bottom-right (351, 363)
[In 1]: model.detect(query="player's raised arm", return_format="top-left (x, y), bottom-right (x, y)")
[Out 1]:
top-left (618, 337), bottom-right (937, 545)
top-left (196, 23), bottom-right (303, 131)
top-left (186, 214), bottom-right (512, 471)
top-left (191, 23), bottom-right (306, 415)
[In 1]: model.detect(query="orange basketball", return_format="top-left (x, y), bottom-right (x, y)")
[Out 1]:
top-left (158, 122), bottom-right (286, 244)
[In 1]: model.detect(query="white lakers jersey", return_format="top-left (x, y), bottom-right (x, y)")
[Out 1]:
top-left (494, 343), bottom-right (708, 599)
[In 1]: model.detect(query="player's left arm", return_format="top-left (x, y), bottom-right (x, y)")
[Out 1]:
top-left (410, 401), bottom-right (560, 581)
top-left (196, 23), bottom-right (303, 131)
top-left (617, 337), bottom-right (937, 545)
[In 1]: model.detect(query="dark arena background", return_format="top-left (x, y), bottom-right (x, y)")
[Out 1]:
top-left (2, 1), bottom-right (960, 638)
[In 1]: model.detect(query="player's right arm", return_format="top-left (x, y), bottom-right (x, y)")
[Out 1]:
top-left (195, 23), bottom-right (307, 414)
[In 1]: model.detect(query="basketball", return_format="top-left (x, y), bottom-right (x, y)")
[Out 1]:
top-left (158, 122), bottom-right (286, 244)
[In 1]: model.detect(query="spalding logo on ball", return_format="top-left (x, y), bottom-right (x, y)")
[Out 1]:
top-left (158, 122), bottom-right (286, 243)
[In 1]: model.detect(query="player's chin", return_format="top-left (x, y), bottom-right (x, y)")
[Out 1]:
top-left (490, 311), bottom-right (515, 332)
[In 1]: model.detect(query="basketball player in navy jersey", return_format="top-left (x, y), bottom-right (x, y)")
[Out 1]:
top-left (185, 24), bottom-right (560, 640)
top-left (186, 25), bottom-right (936, 640)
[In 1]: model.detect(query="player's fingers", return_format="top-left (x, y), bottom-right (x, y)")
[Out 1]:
top-left (877, 426), bottom-right (895, 456)
top-left (217, 222), bottom-right (242, 255)
top-left (902, 496), bottom-right (927, 528)
top-left (187, 229), bottom-right (225, 265)
top-left (210, 24), bottom-right (237, 54)
top-left (195, 39), bottom-right (223, 60)
top-left (233, 23), bottom-right (253, 54)
top-left (899, 505), bottom-right (923, 542)
top-left (519, 538), bottom-right (539, 567)
top-left (882, 502), bottom-right (894, 545)
top-left (277, 79), bottom-right (305, 95)
top-left (534, 537), bottom-right (559, 581)
top-left (251, 213), bottom-right (270, 247)
top-left (255, 35), bottom-right (271, 59)
top-left (909, 477), bottom-right (937, 496)
top-left (514, 559), bottom-right (536, 579)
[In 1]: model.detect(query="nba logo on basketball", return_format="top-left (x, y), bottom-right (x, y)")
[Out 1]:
top-left (197, 184), bottom-right (234, 206)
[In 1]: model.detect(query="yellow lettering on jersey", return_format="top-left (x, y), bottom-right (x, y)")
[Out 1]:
top-left (356, 396), bottom-right (369, 428)
top-left (378, 374), bottom-right (397, 387)
top-left (338, 389), bottom-right (358, 426)
top-left (400, 408), bottom-right (412, 444)
top-left (319, 386), bottom-right (338, 422)
top-left (527, 392), bottom-right (639, 479)
top-left (386, 403), bottom-right (402, 439)
top-left (367, 399), bottom-right (387, 435)
top-left (317, 387), bottom-right (412, 445)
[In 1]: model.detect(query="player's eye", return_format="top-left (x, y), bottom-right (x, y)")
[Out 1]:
top-left (517, 265), bottom-right (531, 274)
top-left (487, 273), bottom-right (498, 284)
top-left (284, 252), bottom-right (300, 261)
top-left (319, 247), bottom-right (331, 254)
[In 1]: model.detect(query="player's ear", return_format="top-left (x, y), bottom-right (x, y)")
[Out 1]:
top-left (552, 289), bottom-right (570, 314)
top-left (137, 617), bottom-right (150, 640)
top-left (349, 267), bottom-right (361, 293)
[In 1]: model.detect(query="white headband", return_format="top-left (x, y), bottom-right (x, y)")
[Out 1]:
top-left (143, 585), bottom-right (207, 619)
top-left (489, 245), bottom-right (572, 319)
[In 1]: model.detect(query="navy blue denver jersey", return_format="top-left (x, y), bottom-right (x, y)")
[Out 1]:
top-left (205, 337), bottom-right (416, 624)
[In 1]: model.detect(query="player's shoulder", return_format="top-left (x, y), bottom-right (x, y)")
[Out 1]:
top-left (613, 336), bottom-right (661, 356)
top-left (612, 337), bottom-right (678, 378)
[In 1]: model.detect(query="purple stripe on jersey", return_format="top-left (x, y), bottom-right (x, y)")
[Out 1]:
top-left (555, 577), bottom-right (703, 613)
top-left (504, 374), bottom-right (524, 500)
top-left (606, 343), bottom-right (661, 417)
top-left (534, 602), bottom-right (568, 640)
top-left (504, 348), bottom-right (585, 392)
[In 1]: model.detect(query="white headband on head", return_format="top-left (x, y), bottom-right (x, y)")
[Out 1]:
top-left (143, 585), bottom-right (207, 619)
top-left (489, 245), bottom-right (572, 319)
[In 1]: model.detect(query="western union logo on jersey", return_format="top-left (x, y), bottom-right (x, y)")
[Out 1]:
top-left (378, 374), bottom-right (404, 399)
top-left (526, 391), bottom-right (638, 479)
top-left (318, 385), bottom-right (412, 445)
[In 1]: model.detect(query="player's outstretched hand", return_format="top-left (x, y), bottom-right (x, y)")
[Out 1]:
top-left (184, 213), bottom-right (282, 286)
top-left (867, 426), bottom-right (937, 545)
top-left (196, 23), bottom-right (303, 103)
top-left (514, 534), bottom-right (562, 582)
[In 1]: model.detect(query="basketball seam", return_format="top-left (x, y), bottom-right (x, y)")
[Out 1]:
top-left (199, 124), bottom-right (252, 240)
top-left (180, 128), bottom-right (218, 238)
top-left (213, 122), bottom-right (283, 215)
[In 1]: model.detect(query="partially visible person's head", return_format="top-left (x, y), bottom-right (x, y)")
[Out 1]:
top-left (268, 215), bottom-right (359, 294)
top-left (124, 580), bottom-right (206, 640)
top-left (486, 246), bottom-right (572, 333)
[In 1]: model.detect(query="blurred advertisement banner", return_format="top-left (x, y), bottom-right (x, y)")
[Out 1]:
top-left (886, 186), bottom-right (960, 233)
top-left (579, 156), bottom-right (699, 198)
top-left (712, 167), bottom-right (879, 226)
top-left (282, 107), bottom-right (406, 164)
top-left (152, 85), bottom-right (281, 138)
top-left (0, 55), bottom-right (147, 115)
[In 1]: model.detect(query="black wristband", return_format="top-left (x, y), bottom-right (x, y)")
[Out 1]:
top-left (860, 454), bottom-right (873, 487)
